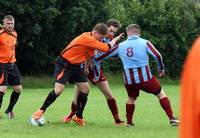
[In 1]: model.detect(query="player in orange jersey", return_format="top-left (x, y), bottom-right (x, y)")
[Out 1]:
top-left (180, 37), bottom-right (200, 138)
top-left (0, 15), bottom-right (22, 119)
top-left (63, 19), bottom-right (125, 125)
top-left (31, 23), bottom-right (122, 126)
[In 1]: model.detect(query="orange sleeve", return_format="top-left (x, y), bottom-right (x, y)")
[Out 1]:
top-left (78, 33), bottom-right (109, 52)
top-left (60, 32), bottom-right (110, 64)
top-left (180, 37), bottom-right (200, 138)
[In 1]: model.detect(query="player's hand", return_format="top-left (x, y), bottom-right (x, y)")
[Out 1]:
top-left (84, 54), bottom-right (91, 75)
top-left (84, 66), bottom-right (89, 76)
top-left (109, 33), bottom-right (124, 47)
top-left (158, 69), bottom-right (165, 77)
top-left (115, 33), bottom-right (124, 41)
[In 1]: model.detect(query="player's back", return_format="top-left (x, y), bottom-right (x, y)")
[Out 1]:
top-left (117, 35), bottom-right (153, 84)
top-left (118, 35), bottom-right (149, 69)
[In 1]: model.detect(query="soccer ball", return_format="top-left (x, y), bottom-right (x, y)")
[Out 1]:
top-left (29, 116), bottom-right (45, 126)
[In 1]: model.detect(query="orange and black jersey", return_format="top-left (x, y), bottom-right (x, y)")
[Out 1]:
top-left (0, 28), bottom-right (17, 63)
top-left (180, 37), bottom-right (200, 138)
top-left (61, 32), bottom-right (110, 64)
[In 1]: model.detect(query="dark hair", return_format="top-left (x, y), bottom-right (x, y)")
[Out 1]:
top-left (93, 23), bottom-right (108, 35)
top-left (107, 19), bottom-right (121, 28)
top-left (3, 15), bottom-right (14, 21)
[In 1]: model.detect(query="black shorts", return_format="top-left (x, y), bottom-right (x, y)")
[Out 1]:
top-left (54, 56), bottom-right (87, 85)
top-left (0, 63), bottom-right (22, 86)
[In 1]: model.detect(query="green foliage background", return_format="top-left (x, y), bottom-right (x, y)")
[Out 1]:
top-left (0, 0), bottom-right (199, 78)
top-left (0, 0), bottom-right (108, 75)
top-left (104, 0), bottom-right (200, 79)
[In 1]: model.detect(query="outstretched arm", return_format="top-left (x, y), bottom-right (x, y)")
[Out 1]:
top-left (146, 41), bottom-right (165, 77)
top-left (94, 45), bottom-right (119, 65)
top-left (109, 33), bottom-right (124, 47)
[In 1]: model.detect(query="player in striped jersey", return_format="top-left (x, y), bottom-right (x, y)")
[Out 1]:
top-left (93, 24), bottom-right (179, 127)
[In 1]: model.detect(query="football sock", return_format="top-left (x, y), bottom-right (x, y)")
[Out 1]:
top-left (107, 98), bottom-right (120, 122)
top-left (0, 91), bottom-right (5, 109)
top-left (67, 101), bottom-right (76, 117)
top-left (126, 103), bottom-right (135, 124)
top-left (40, 90), bottom-right (58, 111)
top-left (76, 92), bottom-right (88, 118)
top-left (71, 101), bottom-right (77, 113)
top-left (6, 91), bottom-right (21, 112)
top-left (159, 97), bottom-right (174, 120)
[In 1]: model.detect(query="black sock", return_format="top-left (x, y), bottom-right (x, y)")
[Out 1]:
top-left (0, 91), bottom-right (5, 109)
top-left (6, 91), bottom-right (21, 112)
top-left (40, 90), bottom-right (58, 111)
top-left (76, 92), bottom-right (88, 118)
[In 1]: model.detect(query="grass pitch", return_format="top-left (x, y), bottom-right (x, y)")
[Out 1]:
top-left (0, 83), bottom-right (179, 138)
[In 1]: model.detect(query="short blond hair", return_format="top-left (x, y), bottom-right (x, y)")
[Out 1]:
top-left (126, 24), bottom-right (140, 32)
top-left (3, 15), bottom-right (15, 21)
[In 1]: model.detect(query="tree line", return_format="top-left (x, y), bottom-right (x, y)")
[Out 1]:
top-left (0, 0), bottom-right (199, 79)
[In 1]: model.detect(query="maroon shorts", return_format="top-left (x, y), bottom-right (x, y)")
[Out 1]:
top-left (124, 76), bottom-right (161, 99)
top-left (87, 67), bottom-right (107, 85)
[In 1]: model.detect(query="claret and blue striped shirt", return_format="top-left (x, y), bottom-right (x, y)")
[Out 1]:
top-left (94, 35), bottom-right (164, 85)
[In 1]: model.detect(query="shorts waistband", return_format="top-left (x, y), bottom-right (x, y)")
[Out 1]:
top-left (57, 56), bottom-right (81, 67)
top-left (0, 62), bottom-right (15, 65)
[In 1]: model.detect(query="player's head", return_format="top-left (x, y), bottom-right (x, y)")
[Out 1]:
top-left (3, 15), bottom-right (15, 32)
top-left (92, 23), bottom-right (108, 41)
top-left (107, 19), bottom-right (121, 37)
top-left (126, 24), bottom-right (141, 36)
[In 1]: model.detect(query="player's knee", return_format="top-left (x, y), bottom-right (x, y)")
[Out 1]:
top-left (54, 85), bottom-right (65, 95)
top-left (101, 88), bottom-right (113, 98)
top-left (54, 82), bottom-right (65, 95)
top-left (105, 95), bottom-right (113, 100)
top-left (54, 88), bottom-right (64, 95)
top-left (104, 92), bottom-right (113, 99)
top-left (127, 97), bottom-right (136, 104)
top-left (0, 86), bottom-right (7, 93)
top-left (80, 85), bottom-right (90, 94)
top-left (156, 89), bottom-right (166, 99)
top-left (13, 85), bottom-right (22, 93)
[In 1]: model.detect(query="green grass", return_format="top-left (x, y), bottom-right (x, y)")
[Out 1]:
top-left (21, 74), bottom-right (180, 88)
top-left (0, 84), bottom-right (179, 138)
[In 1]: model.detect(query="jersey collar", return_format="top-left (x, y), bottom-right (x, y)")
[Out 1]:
top-left (127, 35), bottom-right (140, 40)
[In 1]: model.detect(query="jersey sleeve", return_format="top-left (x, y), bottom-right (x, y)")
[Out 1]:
top-left (146, 41), bottom-right (164, 70)
top-left (80, 35), bottom-right (110, 52)
top-left (94, 45), bottom-right (119, 64)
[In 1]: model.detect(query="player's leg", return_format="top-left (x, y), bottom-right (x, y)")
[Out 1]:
top-left (32, 82), bottom-right (65, 120)
top-left (96, 80), bottom-right (124, 125)
top-left (5, 85), bottom-right (22, 118)
top-left (41, 82), bottom-right (65, 111)
top-left (5, 63), bottom-right (22, 118)
top-left (32, 57), bottom-right (67, 120)
top-left (0, 86), bottom-right (7, 119)
top-left (72, 82), bottom-right (89, 126)
top-left (126, 96), bottom-right (136, 127)
top-left (0, 63), bottom-right (8, 118)
top-left (157, 89), bottom-right (179, 126)
top-left (124, 84), bottom-right (139, 127)
top-left (142, 76), bottom-right (179, 126)
top-left (63, 85), bottom-right (79, 123)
